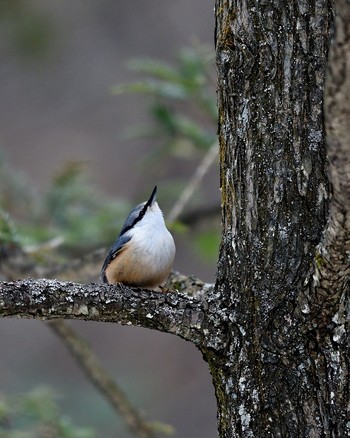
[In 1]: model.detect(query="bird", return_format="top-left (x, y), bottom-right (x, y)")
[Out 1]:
top-left (101, 186), bottom-right (176, 289)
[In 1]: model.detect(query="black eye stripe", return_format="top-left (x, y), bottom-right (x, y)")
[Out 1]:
top-left (120, 203), bottom-right (148, 236)
top-left (119, 186), bottom-right (156, 236)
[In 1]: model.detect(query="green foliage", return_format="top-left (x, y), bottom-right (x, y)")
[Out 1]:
top-left (0, 156), bottom-right (130, 258)
top-left (0, 0), bottom-right (54, 57)
top-left (0, 387), bottom-right (95, 438)
top-left (0, 209), bottom-right (18, 246)
top-left (148, 421), bottom-right (175, 436)
top-left (194, 230), bottom-right (221, 261)
top-left (43, 162), bottom-right (129, 251)
top-left (112, 44), bottom-right (217, 158)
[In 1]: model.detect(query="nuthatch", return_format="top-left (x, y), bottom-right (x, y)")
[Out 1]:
top-left (101, 186), bottom-right (176, 289)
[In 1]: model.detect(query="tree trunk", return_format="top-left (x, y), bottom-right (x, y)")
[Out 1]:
top-left (212, 0), bottom-right (349, 436)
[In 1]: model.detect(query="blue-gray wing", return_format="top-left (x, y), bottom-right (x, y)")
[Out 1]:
top-left (101, 202), bottom-right (145, 283)
top-left (101, 233), bottom-right (131, 283)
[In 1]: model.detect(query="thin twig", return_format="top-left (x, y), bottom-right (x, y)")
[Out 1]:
top-left (48, 320), bottom-right (158, 438)
top-left (167, 142), bottom-right (219, 223)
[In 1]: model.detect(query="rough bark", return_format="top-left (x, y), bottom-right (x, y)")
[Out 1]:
top-left (213, 0), bottom-right (348, 437)
top-left (310, 0), bottom-right (350, 432)
top-left (0, 278), bottom-right (211, 347)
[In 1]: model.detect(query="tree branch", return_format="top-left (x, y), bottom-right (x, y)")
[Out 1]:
top-left (167, 142), bottom-right (219, 224)
top-left (48, 319), bottom-right (163, 438)
top-left (0, 278), bottom-right (211, 348)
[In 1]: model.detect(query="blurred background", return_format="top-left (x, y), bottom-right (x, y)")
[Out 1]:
top-left (0, 1), bottom-right (220, 436)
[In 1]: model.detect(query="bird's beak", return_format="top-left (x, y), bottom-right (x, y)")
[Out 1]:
top-left (148, 186), bottom-right (157, 205)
